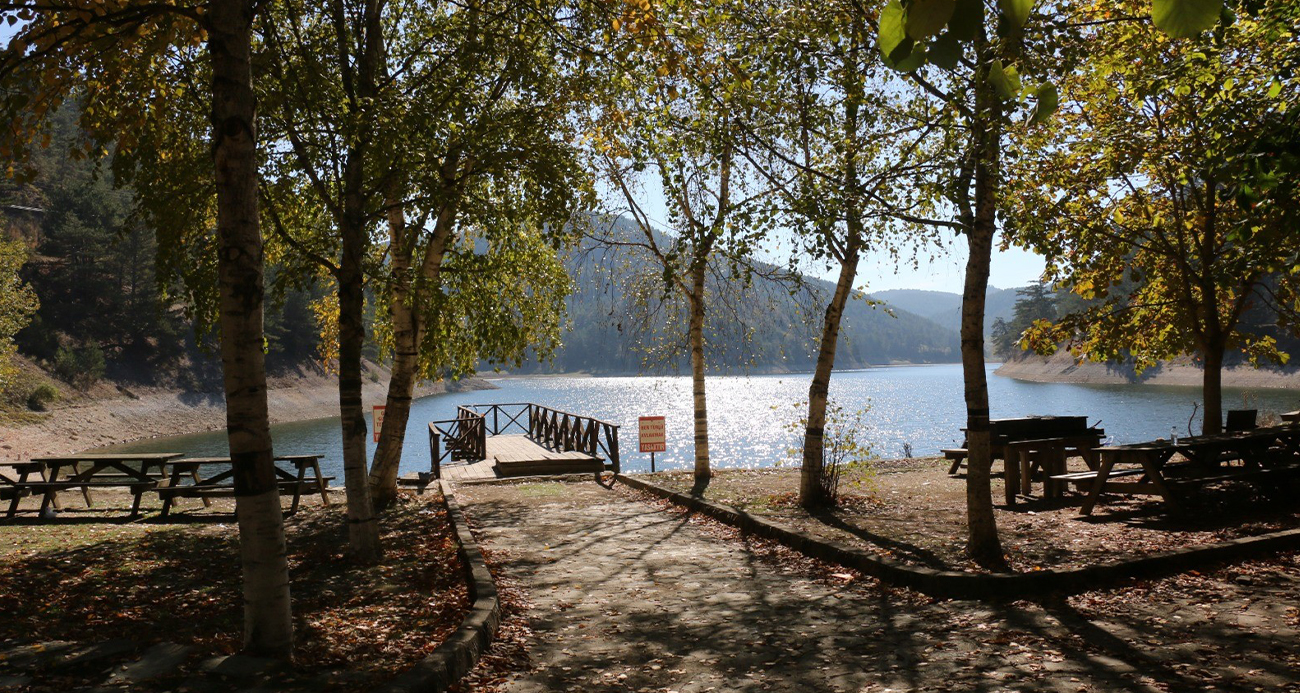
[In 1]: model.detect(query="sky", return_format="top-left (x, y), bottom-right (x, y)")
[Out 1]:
top-left (619, 179), bottom-right (1046, 296)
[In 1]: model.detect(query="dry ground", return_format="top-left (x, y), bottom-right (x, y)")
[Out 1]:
top-left (454, 478), bottom-right (1300, 693)
top-left (650, 459), bottom-right (1300, 572)
top-left (0, 489), bottom-right (468, 692)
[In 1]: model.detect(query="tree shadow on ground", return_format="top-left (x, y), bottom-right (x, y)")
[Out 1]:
top-left (461, 481), bottom-right (1299, 693)
top-left (810, 509), bottom-right (951, 570)
top-left (0, 495), bottom-right (468, 693)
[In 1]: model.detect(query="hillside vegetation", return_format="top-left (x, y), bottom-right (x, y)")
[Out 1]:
top-left (511, 217), bottom-right (963, 375)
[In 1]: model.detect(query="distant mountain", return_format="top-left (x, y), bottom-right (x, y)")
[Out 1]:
top-left (509, 216), bottom-right (962, 374)
top-left (872, 287), bottom-right (1021, 336)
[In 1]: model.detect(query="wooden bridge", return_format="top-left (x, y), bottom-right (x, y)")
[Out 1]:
top-left (421, 403), bottom-right (621, 482)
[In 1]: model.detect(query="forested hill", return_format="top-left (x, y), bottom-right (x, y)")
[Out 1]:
top-left (511, 217), bottom-right (961, 375)
top-left (870, 287), bottom-right (1021, 336)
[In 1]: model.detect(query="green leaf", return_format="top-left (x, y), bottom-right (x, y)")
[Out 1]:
top-left (1267, 79), bottom-right (1282, 99)
top-left (987, 59), bottom-right (1019, 100)
top-left (1152, 0), bottom-right (1223, 39)
top-left (997, 0), bottom-right (1036, 28)
top-left (1030, 82), bottom-right (1058, 124)
top-left (883, 40), bottom-right (928, 73)
top-left (948, 0), bottom-right (982, 41)
top-left (927, 31), bottom-right (963, 70)
top-left (905, 0), bottom-right (956, 41)
top-left (877, 1), bottom-right (910, 63)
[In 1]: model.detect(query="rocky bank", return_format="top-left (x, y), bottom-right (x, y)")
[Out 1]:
top-left (996, 351), bottom-right (1300, 390)
top-left (0, 362), bottom-right (495, 459)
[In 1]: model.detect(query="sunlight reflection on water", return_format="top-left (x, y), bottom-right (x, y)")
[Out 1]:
top-left (107, 364), bottom-right (1300, 480)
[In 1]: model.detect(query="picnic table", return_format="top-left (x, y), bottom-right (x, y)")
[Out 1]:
top-left (942, 416), bottom-right (1104, 504)
top-left (944, 416), bottom-right (1104, 475)
top-left (1000, 434), bottom-right (1104, 505)
top-left (27, 452), bottom-right (182, 518)
top-left (1066, 424), bottom-right (1300, 516)
top-left (157, 454), bottom-right (333, 518)
top-left (2, 461), bottom-right (48, 518)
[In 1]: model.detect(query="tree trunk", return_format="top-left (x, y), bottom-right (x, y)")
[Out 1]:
top-left (337, 206), bottom-right (382, 562)
top-left (962, 30), bottom-right (1006, 569)
top-left (1202, 345), bottom-right (1224, 435)
top-left (688, 263), bottom-right (711, 488)
top-left (369, 194), bottom-right (455, 507)
top-left (801, 58), bottom-right (863, 509)
top-left (207, 0), bottom-right (293, 658)
top-left (800, 242), bottom-right (861, 508)
top-left (368, 195), bottom-right (417, 510)
top-left (329, 0), bottom-right (382, 562)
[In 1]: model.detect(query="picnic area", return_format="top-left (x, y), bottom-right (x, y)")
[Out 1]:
top-left (3, 404), bottom-right (1300, 691)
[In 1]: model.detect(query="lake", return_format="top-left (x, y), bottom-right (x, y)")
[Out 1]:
top-left (105, 364), bottom-right (1300, 479)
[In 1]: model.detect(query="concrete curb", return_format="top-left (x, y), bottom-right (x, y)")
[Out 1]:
top-left (383, 480), bottom-right (501, 693)
top-left (615, 473), bottom-right (1300, 600)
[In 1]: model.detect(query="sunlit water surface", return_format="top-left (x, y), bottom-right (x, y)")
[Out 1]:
top-left (105, 364), bottom-right (1300, 480)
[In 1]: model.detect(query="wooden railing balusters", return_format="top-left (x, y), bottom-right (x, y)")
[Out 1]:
top-left (430, 402), bottom-right (622, 476)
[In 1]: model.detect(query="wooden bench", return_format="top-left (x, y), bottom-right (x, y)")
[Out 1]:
top-left (1165, 464), bottom-right (1300, 488)
top-left (1050, 468), bottom-right (1146, 492)
top-left (943, 448), bottom-right (968, 474)
top-left (25, 480), bottom-right (157, 517)
top-left (156, 478), bottom-right (336, 501)
top-left (158, 455), bottom-right (333, 517)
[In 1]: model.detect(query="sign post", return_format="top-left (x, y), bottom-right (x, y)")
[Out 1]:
top-left (372, 405), bottom-right (386, 443)
top-left (638, 416), bottom-right (666, 472)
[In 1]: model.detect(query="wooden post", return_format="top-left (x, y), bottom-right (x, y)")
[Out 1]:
top-left (430, 430), bottom-right (442, 480)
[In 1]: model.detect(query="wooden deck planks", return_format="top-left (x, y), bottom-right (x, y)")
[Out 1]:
top-left (421, 434), bottom-right (606, 483)
top-left (439, 459), bottom-right (498, 482)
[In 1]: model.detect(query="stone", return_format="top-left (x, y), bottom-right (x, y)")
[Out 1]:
top-left (198, 654), bottom-right (286, 679)
top-left (61, 640), bottom-right (140, 669)
top-left (105, 642), bottom-right (193, 684)
top-left (0, 641), bottom-right (78, 670)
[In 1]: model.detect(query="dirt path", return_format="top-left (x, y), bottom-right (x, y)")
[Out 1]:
top-left (456, 479), bottom-right (1300, 693)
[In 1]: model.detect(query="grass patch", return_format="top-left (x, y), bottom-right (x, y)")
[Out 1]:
top-left (515, 482), bottom-right (568, 498)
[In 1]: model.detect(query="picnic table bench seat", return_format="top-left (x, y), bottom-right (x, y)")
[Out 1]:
top-left (23, 479), bottom-right (158, 517)
top-left (1163, 463), bottom-right (1300, 488)
top-left (1050, 468), bottom-right (1146, 492)
top-left (158, 455), bottom-right (332, 518)
top-left (155, 477), bottom-right (336, 500)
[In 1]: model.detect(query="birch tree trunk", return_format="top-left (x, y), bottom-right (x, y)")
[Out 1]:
top-left (800, 62), bottom-right (863, 509)
top-left (687, 262), bottom-right (711, 486)
top-left (368, 199), bottom-right (417, 510)
top-left (799, 241), bottom-right (860, 508)
top-left (207, 0), bottom-right (293, 657)
top-left (369, 194), bottom-right (456, 506)
top-left (337, 209), bottom-right (381, 561)
top-left (332, 0), bottom-right (382, 562)
top-left (962, 32), bottom-right (1006, 568)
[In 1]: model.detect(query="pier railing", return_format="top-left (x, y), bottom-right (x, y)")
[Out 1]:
top-left (427, 406), bottom-right (487, 479)
top-left (427, 403), bottom-right (620, 478)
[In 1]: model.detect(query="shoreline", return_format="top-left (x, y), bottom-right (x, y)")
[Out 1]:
top-left (995, 352), bottom-right (1300, 391)
top-left (481, 361), bottom-right (961, 380)
top-left (0, 366), bottom-right (496, 460)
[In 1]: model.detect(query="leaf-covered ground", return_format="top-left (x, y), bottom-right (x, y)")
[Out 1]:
top-left (0, 490), bottom-right (468, 691)
top-left (455, 479), bottom-right (1300, 693)
top-left (650, 461), bottom-right (1300, 572)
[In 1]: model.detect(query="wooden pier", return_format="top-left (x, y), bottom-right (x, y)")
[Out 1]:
top-left (418, 403), bottom-right (620, 482)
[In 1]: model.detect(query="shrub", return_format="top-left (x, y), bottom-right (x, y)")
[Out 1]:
top-left (27, 383), bottom-right (58, 411)
top-left (53, 344), bottom-right (107, 388)
top-left (784, 399), bottom-right (876, 504)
